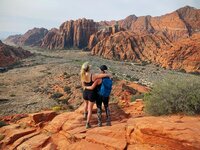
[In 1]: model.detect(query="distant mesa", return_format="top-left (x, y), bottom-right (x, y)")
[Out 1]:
top-left (4, 27), bottom-right (48, 47)
top-left (0, 40), bottom-right (32, 67)
top-left (3, 6), bottom-right (200, 73)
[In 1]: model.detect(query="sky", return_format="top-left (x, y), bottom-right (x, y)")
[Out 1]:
top-left (0, 0), bottom-right (200, 35)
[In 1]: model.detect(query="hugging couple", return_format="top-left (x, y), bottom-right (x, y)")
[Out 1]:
top-left (80, 62), bottom-right (112, 129)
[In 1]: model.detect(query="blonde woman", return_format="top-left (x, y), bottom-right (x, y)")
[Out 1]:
top-left (80, 62), bottom-right (111, 129)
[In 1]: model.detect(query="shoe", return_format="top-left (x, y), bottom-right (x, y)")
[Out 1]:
top-left (106, 121), bottom-right (111, 126)
top-left (86, 122), bottom-right (91, 129)
top-left (98, 122), bottom-right (102, 127)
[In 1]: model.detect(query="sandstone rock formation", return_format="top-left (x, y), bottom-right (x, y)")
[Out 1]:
top-left (1, 97), bottom-right (200, 150)
top-left (41, 18), bottom-right (99, 49)
top-left (40, 28), bottom-right (62, 49)
top-left (91, 6), bottom-right (200, 73)
top-left (157, 33), bottom-right (200, 72)
top-left (3, 6), bottom-right (200, 72)
top-left (4, 28), bottom-right (48, 46)
top-left (0, 40), bottom-right (32, 67)
top-left (87, 24), bottom-right (121, 50)
top-left (3, 34), bottom-right (22, 46)
top-left (91, 31), bottom-right (171, 61)
top-left (1, 81), bottom-right (200, 149)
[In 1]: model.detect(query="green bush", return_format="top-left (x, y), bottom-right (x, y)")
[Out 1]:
top-left (0, 121), bottom-right (7, 127)
top-left (144, 76), bottom-right (200, 115)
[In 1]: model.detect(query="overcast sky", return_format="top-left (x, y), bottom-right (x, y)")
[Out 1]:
top-left (0, 0), bottom-right (200, 34)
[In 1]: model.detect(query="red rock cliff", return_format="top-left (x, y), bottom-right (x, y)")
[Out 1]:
top-left (0, 40), bottom-right (32, 67)
top-left (41, 18), bottom-right (99, 49)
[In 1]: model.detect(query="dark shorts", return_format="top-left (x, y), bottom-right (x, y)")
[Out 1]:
top-left (83, 89), bottom-right (96, 102)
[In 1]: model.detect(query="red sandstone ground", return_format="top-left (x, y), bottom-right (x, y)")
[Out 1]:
top-left (1, 87), bottom-right (200, 150)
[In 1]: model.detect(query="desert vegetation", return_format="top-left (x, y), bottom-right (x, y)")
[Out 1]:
top-left (144, 75), bottom-right (200, 115)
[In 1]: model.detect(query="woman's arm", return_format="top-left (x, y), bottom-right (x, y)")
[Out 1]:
top-left (85, 79), bottom-right (101, 90)
top-left (81, 80), bottom-right (85, 88)
top-left (93, 73), bottom-right (111, 81)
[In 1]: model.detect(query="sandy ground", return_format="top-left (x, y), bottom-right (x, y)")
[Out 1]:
top-left (0, 48), bottom-right (199, 116)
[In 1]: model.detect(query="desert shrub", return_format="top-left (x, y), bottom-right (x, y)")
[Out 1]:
top-left (10, 94), bottom-right (16, 97)
top-left (125, 74), bottom-right (139, 81)
top-left (64, 86), bottom-right (71, 94)
top-left (134, 61), bottom-right (149, 66)
top-left (52, 106), bottom-right (62, 111)
top-left (131, 93), bottom-right (144, 102)
top-left (144, 76), bottom-right (200, 115)
top-left (0, 121), bottom-right (7, 127)
top-left (0, 134), bottom-right (5, 141)
top-left (67, 105), bottom-right (74, 110)
top-left (56, 98), bottom-right (69, 104)
top-left (51, 92), bottom-right (63, 99)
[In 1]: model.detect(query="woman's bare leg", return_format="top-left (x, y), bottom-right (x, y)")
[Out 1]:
top-left (84, 100), bottom-right (88, 119)
top-left (86, 101), bottom-right (94, 128)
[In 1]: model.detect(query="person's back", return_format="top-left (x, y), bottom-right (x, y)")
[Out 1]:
top-left (98, 77), bottom-right (112, 98)
top-left (97, 65), bottom-right (112, 126)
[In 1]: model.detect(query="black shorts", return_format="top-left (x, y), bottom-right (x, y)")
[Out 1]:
top-left (83, 89), bottom-right (96, 102)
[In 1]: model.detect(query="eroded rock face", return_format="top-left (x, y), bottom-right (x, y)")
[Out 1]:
top-left (41, 18), bottom-right (99, 49)
top-left (91, 6), bottom-right (200, 73)
top-left (91, 31), bottom-right (200, 72)
top-left (91, 31), bottom-right (171, 62)
top-left (0, 41), bottom-right (32, 67)
top-left (4, 28), bottom-right (48, 46)
top-left (40, 28), bottom-right (62, 49)
top-left (156, 33), bottom-right (200, 72)
top-left (87, 24), bottom-right (122, 50)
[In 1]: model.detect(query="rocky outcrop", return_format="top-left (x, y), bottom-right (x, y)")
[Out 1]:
top-left (156, 33), bottom-right (200, 72)
top-left (91, 31), bottom-right (171, 61)
top-left (41, 18), bottom-right (99, 49)
top-left (3, 35), bottom-right (22, 46)
top-left (0, 81), bottom-right (200, 149)
top-left (0, 40), bottom-right (32, 67)
top-left (91, 6), bottom-right (200, 73)
top-left (20, 27), bottom-right (48, 46)
top-left (117, 6), bottom-right (200, 42)
top-left (87, 24), bottom-right (122, 50)
top-left (40, 28), bottom-right (62, 49)
top-left (1, 98), bottom-right (200, 150)
top-left (4, 28), bottom-right (48, 46)
top-left (176, 6), bottom-right (200, 35)
top-left (91, 30), bottom-right (200, 73)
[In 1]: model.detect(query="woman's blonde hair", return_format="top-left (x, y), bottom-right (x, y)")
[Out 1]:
top-left (80, 62), bottom-right (90, 81)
